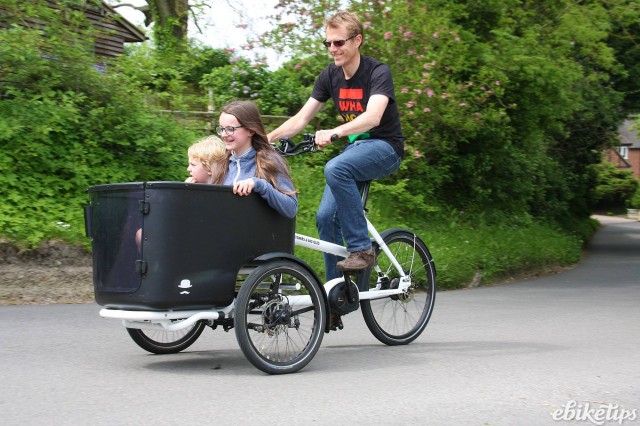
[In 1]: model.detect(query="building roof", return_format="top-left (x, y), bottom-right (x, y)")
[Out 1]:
top-left (0, 1), bottom-right (146, 58)
top-left (99, 1), bottom-right (146, 43)
top-left (619, 119), bottom-right (640, 148)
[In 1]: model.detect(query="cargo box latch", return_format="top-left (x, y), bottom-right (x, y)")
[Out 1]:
top-left (135, 260), bottom-right (148, 275)
top-left (138, 200), bottom-right (150, 214)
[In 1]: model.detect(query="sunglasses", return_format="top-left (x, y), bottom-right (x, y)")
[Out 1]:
top-left (322, 35), bottom-right (357, 48)
top-left (215, 125), bottom-right (245, 136)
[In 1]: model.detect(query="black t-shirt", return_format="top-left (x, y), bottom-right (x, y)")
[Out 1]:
top-left (311, 55), bottom-right (405, 158)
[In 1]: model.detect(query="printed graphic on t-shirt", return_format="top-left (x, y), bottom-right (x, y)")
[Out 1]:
top-left (338, 88), bottom-right (370, 143)
top-left (339, 88), bottom-right (365, 122)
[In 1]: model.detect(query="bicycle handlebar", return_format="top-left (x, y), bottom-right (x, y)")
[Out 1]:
top-left (273, 133), bottom-right (339, 157)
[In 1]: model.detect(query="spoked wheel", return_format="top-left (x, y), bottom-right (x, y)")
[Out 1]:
top-left (234, 259), bottom-right (326, 374)
top-left (126, 321), bottom-right (206, 354)
top-left (361, 229), bottom-right (436, 345)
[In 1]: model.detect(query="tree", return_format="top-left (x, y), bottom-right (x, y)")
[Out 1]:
top-left (604, 0), bottom-right (640, 113)
top-left (260, 0), bottom-right (637, 226)
top-left (0, 0), bottom-right (196, 247)
top-left (592, 162), bottom-right (638, 210)
top-left (113, 0), bottom-right (190, 54)
top-left (111, 0), bottom-right (259, 57)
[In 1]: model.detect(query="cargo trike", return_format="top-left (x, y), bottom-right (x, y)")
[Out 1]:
top-left (84, 135), bottom-right (436, 374)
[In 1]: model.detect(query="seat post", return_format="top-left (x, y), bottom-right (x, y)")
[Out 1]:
top-left (360, 181), bottom-right (371, 210)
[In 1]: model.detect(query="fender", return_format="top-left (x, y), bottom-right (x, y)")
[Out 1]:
top-left (246, 252), bottom-right (332, 332)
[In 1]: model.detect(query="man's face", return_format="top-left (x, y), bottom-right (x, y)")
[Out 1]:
top-left (324, 26), bottom-right (361, 68)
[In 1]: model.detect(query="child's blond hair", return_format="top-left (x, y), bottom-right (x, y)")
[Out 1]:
top-left (187, 135), bottom-right (228, 184)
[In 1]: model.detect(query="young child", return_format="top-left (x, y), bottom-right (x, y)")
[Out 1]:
top-left (185, 135), bottom-right (228, 184)
top-left (135, 136), bottom-right (228, 248)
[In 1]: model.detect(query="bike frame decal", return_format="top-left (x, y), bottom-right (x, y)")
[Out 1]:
top-left (294, 233), bottom-right (349, 258)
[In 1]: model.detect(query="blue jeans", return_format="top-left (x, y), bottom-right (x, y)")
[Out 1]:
top-left (316, 139), bottom-right (401, 281)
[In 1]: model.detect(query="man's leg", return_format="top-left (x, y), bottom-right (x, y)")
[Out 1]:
top-left (316, 184), bottom-right (343, 281)
top-left (324, 140), bottom-right (401, 270)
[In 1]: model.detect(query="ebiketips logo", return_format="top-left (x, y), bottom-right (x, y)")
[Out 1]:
top-left (551, 400), bottom-right (637, 425)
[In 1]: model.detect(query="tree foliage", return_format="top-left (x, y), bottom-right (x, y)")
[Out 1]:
top-left (112, 0), bottom-right (190, 56)
top-left (261, 0), bottom-right (639, 227)
top-left (0, 1), bottom-right (196, 247)
top-left (591, 162), bottom-right (638, 210)
top-left (2, 0), bottom-right (640, 249)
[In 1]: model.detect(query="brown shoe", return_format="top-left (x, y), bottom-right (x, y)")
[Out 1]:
top-left (336, 247), bottom-right (375, 271)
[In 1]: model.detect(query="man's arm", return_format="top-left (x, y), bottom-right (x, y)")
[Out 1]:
top-left (315, 94), bottom-right (389, 148)
top-left (268, 98), bottom-right (325, 142)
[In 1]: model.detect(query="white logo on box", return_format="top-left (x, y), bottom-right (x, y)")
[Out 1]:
top-left (178, 279), bottom-right (192, 294)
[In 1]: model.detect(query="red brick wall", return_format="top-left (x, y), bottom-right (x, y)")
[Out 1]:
top-left (629, 149), bottom-right (640, 179)
top-left (606, 149), bottom-right (640, 179)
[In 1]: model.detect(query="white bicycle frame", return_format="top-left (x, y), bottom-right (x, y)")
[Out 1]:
top-left (100, 204), bottom-right (413, 332)
top-left (294, 216), bottom-right (411, 299)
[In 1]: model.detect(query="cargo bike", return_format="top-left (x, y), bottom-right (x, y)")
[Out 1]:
top-left (84, 135), bottom-right (436, 374)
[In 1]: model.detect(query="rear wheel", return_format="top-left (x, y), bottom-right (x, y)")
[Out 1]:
top-left (126, 321), bottom-right (206, 354)
top-left (361, 229), bottom-right (436, 345)
top-left (234, 259), bottom-right (326, 374)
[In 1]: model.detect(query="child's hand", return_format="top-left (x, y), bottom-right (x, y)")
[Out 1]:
top-left (233, 178), bottom-right (255, 196)
top-left (185, 177), bottom-right (197, 183)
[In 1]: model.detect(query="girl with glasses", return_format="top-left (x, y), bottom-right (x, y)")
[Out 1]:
top-left (218, 100), bottom-right (298, 219)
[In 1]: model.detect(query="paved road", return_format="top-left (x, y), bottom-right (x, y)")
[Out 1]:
top-left (1, 216), bottom-right (639, 426)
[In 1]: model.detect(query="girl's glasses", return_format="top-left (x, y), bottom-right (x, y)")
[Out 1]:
top-left (216, 125), bottom-right (245, 136)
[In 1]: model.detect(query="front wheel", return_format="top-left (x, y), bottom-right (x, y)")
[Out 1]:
top-left (126, 321), bottom-right (206, 354)
top-left (361, 229), bottom-right (436, 345)
top-left (234, 259), bottom-right (326, 374)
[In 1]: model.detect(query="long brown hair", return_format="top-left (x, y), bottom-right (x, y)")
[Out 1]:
top-left (221, 100), bottom-right (296, 195)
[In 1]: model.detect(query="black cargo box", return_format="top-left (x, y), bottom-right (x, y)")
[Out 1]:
top-left (85, 182), bottom-right (295, 310)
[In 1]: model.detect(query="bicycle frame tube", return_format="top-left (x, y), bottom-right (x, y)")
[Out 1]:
top-left (293, 218), bottom-right (407, 279)
top-left (366, 219), bottom-right (407, 278)
top-left (295, 234), bottom-right (349, 258)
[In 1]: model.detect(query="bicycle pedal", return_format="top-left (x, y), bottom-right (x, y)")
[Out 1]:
top-left (330, 319), bottom-right (343, 331)
top-left (329, 314), bottom-right (344, 331)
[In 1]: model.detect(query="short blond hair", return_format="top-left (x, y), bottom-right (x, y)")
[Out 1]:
top-left (325, 11), bottom-right (364, 44)
top-left (188, 135), bottom-right (228, 184)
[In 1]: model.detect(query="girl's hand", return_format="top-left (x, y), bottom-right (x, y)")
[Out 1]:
top-left (185, 177), bottom-right (197, 183)
top-left (233, 178), bottom-right (255, 196)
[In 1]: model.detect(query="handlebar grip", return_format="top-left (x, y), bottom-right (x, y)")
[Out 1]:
top-left (331, 134), bottom-right (339, 141)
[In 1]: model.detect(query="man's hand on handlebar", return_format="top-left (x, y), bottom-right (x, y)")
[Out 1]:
top-left (315, 130), bottom-right (339, 149)
top-left (273, 133), bottom-right (339, 156)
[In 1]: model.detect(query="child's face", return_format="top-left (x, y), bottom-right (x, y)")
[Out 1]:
top-left (218, 112), bottom-right (253, 154)
top-left (187, 158), bottom-right (210, 183)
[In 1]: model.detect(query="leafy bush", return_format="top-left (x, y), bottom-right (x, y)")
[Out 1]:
top-left (629, 185), bottom-right (640, 209)
top-left (261, 0), bottom-right (635, 225)
top-left (0, 6), bottom-right (196, 248)
top-left (287, 155), bottom-right (590, 289)
top-left (592, 162), bottom-right (638, 210)
top-left (118, 41), bottom-right (232, 111)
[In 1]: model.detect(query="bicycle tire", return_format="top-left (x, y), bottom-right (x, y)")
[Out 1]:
top-left (126, 321), bottom-right (206, 354)
top-left (361, 229), bottom-right (436, 345)
top-left (234, 259), bottom-right (326, 374)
